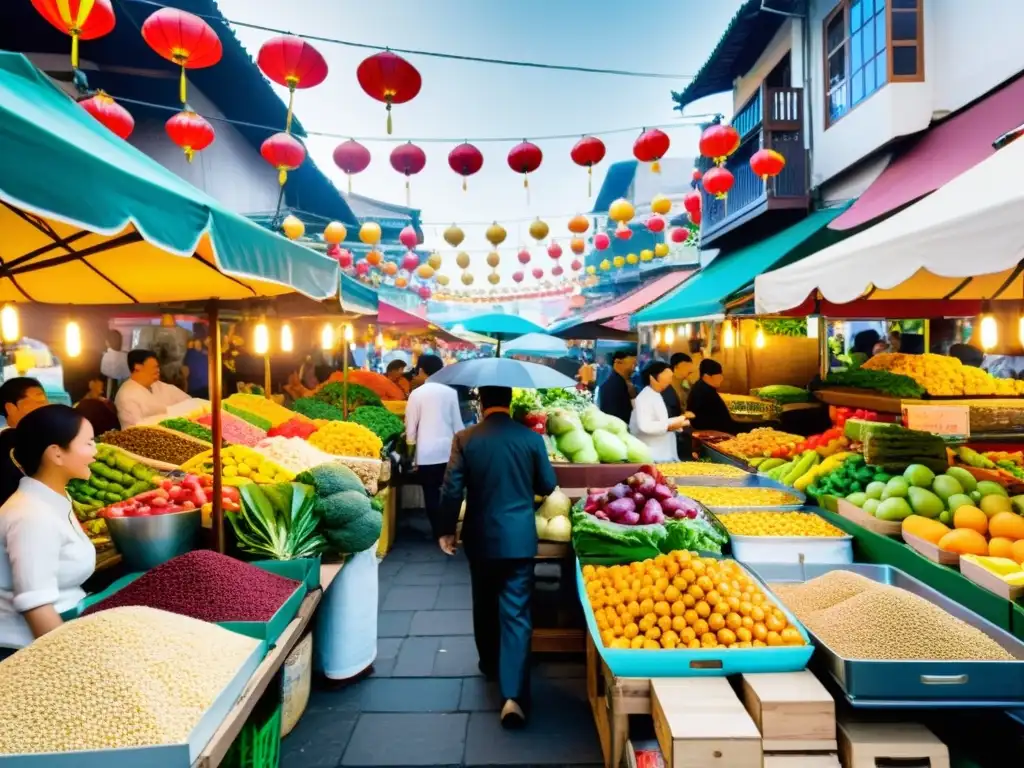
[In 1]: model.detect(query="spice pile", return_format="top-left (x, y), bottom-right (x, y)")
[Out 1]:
top-left (675, 486), bottom-right (801, 508)
top-left (159, 417), bottom-right (217, 444)
top-left (0, 607), bottom-right (259, 753)
top-left (195, 410), bottom-right (267, 446)
top-left (771, 571), bottom-right (1014, 661)
top-left (253, 436), bottom-right (336, 475)
top-left (656, 462), bottom-right (749, 479)
top-left (308, 420), bottom-right (383, 458)
top-left (83, 550), bottom-right (301, 622)
top-left (99, 426), bottom-right (209, 465)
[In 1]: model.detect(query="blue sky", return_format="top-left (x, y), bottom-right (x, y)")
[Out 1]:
top-left (218, 0), bottom-right (739, 267)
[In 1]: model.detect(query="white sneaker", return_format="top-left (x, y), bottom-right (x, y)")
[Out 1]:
top-left (500, 699), bottom-right (526, 729)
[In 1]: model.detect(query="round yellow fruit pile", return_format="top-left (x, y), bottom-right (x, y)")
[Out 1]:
top-left (583, 552), bottom-right (805, 650)
top-left (656, 462), bottom-right (747, 478)
top-left (717, 428), bottom-right (803, 459)
top-left (675, 486), bottom-right (801, 508)
top-left (863, 353), bottom-right (1024, 396)
top-left (719, 511), bottom-right (845, 538)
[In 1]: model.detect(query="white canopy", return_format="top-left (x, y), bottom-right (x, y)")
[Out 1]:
top-left (755, 135), bottom-right (1024, 314)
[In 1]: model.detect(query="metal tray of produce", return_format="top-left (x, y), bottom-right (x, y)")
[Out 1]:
top-left (699, 442), bottom-right (753, 470)
top-left (746, 563), bottom-right (1024, 708)
top-left (680, 479), bottom-right (806, 512)
top-left (715, 507), bottom-right (854, 565)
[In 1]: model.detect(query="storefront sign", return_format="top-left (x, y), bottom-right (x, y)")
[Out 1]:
top-left (902, 404), bottom-right (970, 439)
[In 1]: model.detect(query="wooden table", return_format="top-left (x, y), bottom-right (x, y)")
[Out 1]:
top-left (532, 541), bottom-right (586, 654)
top-left (192, 563), bottom-right (342, 768)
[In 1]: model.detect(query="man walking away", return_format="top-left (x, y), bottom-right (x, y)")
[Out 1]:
top-left (597, 350), bottom-right (636, 425)
top-left (405, 354), bottom-right (464, 537)
top-left (438, 386), bottom-right (557, 729)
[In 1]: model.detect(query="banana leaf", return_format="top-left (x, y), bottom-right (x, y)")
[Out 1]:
top-left (228, 481), bottom-right (326, 560)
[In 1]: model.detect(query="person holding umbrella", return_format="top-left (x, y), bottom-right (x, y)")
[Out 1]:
top-left (433, 359), bottom-right (562, 729)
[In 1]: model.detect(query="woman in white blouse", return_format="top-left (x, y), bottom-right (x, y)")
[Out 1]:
top-left (0, 405), bottom-right (97, 656)
top-left (629, 361), bottom-right (689, 463)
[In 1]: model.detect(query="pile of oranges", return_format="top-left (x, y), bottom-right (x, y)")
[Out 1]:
top-left (583, 551), bottom-right (805, 650)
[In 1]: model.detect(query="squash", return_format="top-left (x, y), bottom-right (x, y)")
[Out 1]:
top-left (988, 511), bottom-right (1024, 541)
top-left (901, 515), bottom-right (950, 545)
top-left (937, 528), bottom-right (988, 555)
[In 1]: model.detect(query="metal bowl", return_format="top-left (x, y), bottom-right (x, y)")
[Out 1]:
top-left (105, 509), bottom-right (201, 570)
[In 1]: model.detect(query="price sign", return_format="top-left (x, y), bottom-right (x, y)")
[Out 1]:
top-left (902, 405), bottom-right (970, 439)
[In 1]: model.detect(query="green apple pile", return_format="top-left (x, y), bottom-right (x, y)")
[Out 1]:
top-left (842, 464), bottom-right (1020, 524)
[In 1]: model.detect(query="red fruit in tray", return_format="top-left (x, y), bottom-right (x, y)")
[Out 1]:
top-left (161, 479), bottom-right (174, 491)
top-left (150, 497), bottom-right (168, 507)
top-left (181, 500), bottom-right (196, 510)
top-left (168, 486), bottom-right (183, 500)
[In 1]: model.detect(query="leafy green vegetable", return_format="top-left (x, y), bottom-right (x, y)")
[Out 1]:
top-left (570, 503), bottom-right (726, 563)
top-left (510, 389), bottom-right (543, 422)
top-left (228, 482), bottom-right (326, 560)
top-left (824, 368), bottom-right (925, 398)
top-left (348, 405), bottom-right (404, 444)
top-left (315, 381), bottom-right (382, 410)
top-left (159, 417), bottom-right (219, 444)
top-left (292, 397), bottom-right (347, 421)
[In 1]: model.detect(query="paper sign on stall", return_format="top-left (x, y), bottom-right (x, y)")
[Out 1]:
top-left (902, 405), bottom-right (970, 440)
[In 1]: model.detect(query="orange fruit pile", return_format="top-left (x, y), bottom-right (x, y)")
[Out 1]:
top-left (583, 551), bottom-right (805, 651)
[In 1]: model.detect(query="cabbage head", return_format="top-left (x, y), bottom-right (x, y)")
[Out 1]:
top-left (571, 444), bottom-right (600, 464)
top-left (557, 429), bottom-right (592, 456)
top-left (580, 406), bottom-right (610, 433)
top-left (604, 415), bottom-right (629, 436)
top-left (548, 409), bottom-right (583, 436)
top-left (592, 429), bottom-right (628, 463)
top-left (622, 434), bottom-right (653, 464)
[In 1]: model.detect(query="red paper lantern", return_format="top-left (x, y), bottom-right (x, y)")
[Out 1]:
top-left (750, 148), bottom-right (786, 181)
top-left (646, 215), bottom-right (666, 233)
top-left (79, 91), bottom-right (134, 139)
top-left (547, 242), bottom-right (563, 260)
top-left (512, 271), bottom-right (524, 284)
top-left (165, 109), bottom-right (214, 162)
top-left (669, 227), bottom-right (688, 244)
top-left (507, 141), bottom-right (543, 200)
top-left (570, 259), bottom-right (582, 271)
top-left (615, 224), bottom-right (633, 240)
top-left (593, 232), bottom-right (611, 251)
top-left (31, 0), bottom-right (115, 69)
top-left (390, 142), bottom-right (427, 206)
top-left (401, 252), bottom-right (420, 272)
top-left (399, 226), bottom-right (419, 251)
top-left (418, 286), bottom-right (432, 301)
top-left (633, 128), bottom-right (670, 173)
top-left (355, 261), bottom-right (370, 277)
top-left (261, 132), bottom-right (306, 186)
top-left (448, 142), bottom-right (483, 191)
top-left (691, 168), bottom-right (702, 182)
top-left (356, 51), bottom-right (422, 134)
top-left (702, 166), bottom-right (735, 199)
top-left (552, 265), bottom-right (564, 277)
top-left (257, 36), bottom-right (328, 133)
top-left (141, 8), bottom-right (222, 105)
top-left (689, 209), bottom-right (702, 227)
top-left (683, 190), bottom-right (702, 216)
top-left (532, 268), bottom-right (544, 280)
top-left (570, 135), bottom-right (606, 197)
top-left (517, 249), bottom-right (531, 265)
top-left (332, 140), bottom-right (371, 194)
top-left (699, 124), bottom-right (740, 166)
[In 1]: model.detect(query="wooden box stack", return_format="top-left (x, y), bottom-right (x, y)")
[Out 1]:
top-left (740, 671), bottom-right (840, 768)
top-left (838, 720), bottom-right (950, 768)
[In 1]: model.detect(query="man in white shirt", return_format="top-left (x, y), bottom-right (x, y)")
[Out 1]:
top-left (114, 349), bottom-right (190, 428)
top-left (405, 355), bottom-right (464, 538)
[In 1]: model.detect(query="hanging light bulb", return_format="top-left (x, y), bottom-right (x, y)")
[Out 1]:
top-left (253, 320), bottom-right (270, 355)
top-left (723, 321), bottom-right (735, 349)
top-left (321, 322), bottom-right (335, 350)
top-left (653, 329), bottom-right (662, 346)
top-left (683, 323), bottom-right (692, 338)
top-left (0, 304), bottom-right (18, 343)
top-left (280, 323), bottom-right (294, 353)
top-left (979, 311), bottom-right (998, 351)
top-left (664, 326), bottom-right (675, 346)
top-left (344, 324), bottom-right (354, 343)
top-left (754, 326), bottom-right (766, 349)
top-left (65, 320), bottom-right (82, 358)
top-left (1019, 315), bottom-right (1024, 346)
top-left (375, 331), bottom-right (386, 348)
top-left (807, 315), bottom-right (819, 339)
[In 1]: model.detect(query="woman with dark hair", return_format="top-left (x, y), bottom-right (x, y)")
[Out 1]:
top-left (629, 361), bottom-right (689, 462)
top-left (0, 405), bottom-right (97, 655)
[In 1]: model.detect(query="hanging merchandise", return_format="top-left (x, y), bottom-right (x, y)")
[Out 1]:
top-left (699, 123), bottom-right (740, 166)
top-left (485, 222), bottom-right (508, 247)
top-left (608, 197), bottom-right (635, 240)
top-left (336, 248), bottom-right (353, 268)
top-left (418, 286), bottom-right (432, 300)
top-left (79, 91), bottom-right (134, 139)
top-left (570, 135), bottom-right (606, 197)
top-left (486, 251), bottom-right (501, 268)
top-left (683, 189), bottom-right (702, 217)
top-left (443, 224), bottom-right (465, 248)
top-left (488, 272), bottom-right (500, 285)
top-left (702, 166), bottom-right (735, 199)
top-left (390, 142), bottom-right (426, 206)
top-left (692, 168), bottom-right (703, 182)
top-left (257, 36), bottom-right (328, 134)
top-left (436, 274), bottom-right (450, 286)
top-left (365, 250), bottom-right (383, 266)
top-left (532, 268), bottom-right (544, 280)
top-left (528, 218), bottom-right (549, 242)
top-left (332, 140), bottom-right (371, 194)
top-left (395, 276), bottom-right (408, 289)
top-left (461, 271), bottom-right (474, 286)
top-left (141, 8), bottom-right (222, 105)
top-left (646, 215), bottom-right (665, 233)
top-left (448, 142), bottom-right (484, 191)
top-left (570, 238), bottom-right (585, 255)
top-left (512, 271), bottom-right (524, 283)
top-left (281, 215), bottom-right (304, 240)
top-left (568, 214), bottom-right (589, 235)
top-left (547, 242), bottom-right (563, 260)
top-left (654, 242), bottom-right (669, 257)
top-left (669, 227), bottom-right (689, 244)
top-left (416, 263), bottom-right (434, 279)
top-left (517, 249), bottom-right (531, 265)
top-left (428, 252), bottom-right (442, 269)
top-left (650, 194), bottom-right (672, 215)
top-left (570, 259), bottom-right (582, 271)
top-left (626, 254), bottom-right (639, 265)
top-left (586, 266), bottom-right (597, 275)
top-left (613, 256), bottom-right (625, 269)
top-left (261, 131), bottom-right (306, 185)
top-left (750, 148), bottom-right (786, 181)
top-left (507, 141), bottom-right (543, 202)
top-left (399, 225), bottom-right (418, 250)
top-left (382, 261), bottom-right (398, 276)
top-left (323, 221), bottom-right (347, 245)
top-left (356, 51), bottom-right (422, 134)
top-left (401, 251), bottom-right (419, 271)
top-left (593, 232), bottom-right (611, 251)
top-left (456, 251), bottom-right (471, 269)
top-left (632, 128), bottom-right (670, 173)
top-left (359, 221), bottom-right (382, 245)
top-left (165, 109), bottom-right (214, 162)
top-left (552, 265), bottom-right (564, 277)
top-left (640, 249), bottom-right (654, 262)
top-left (599, 259), bottom-right (611, 271)
top-left (31, 0), bottom-right (115, 69)
top-left (615, 227), bottom-right (633, 240)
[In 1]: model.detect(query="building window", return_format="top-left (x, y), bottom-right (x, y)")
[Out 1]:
top-left (824, 0), bottom-right (924, 126)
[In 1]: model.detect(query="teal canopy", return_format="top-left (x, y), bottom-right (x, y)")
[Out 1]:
top-left (0, 52), bottom-right (339, 304)
top-left (633, 205), bottom-right (852, 325)
top-left (451, 314), bottom-right (546, 341)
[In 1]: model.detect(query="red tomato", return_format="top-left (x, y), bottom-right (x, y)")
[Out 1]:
top-left (181, 500), bottom-right (196, 510)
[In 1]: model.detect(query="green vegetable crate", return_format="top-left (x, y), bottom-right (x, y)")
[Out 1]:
top-left (224, 694), bottom-right (281, 768)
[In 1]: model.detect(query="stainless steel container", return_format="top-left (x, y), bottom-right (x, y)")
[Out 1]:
top-left (106, 509), bottom-right (201, 571)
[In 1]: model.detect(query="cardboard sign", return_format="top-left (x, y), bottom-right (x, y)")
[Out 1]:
top-left (902, 404), bottom-right (970, 439)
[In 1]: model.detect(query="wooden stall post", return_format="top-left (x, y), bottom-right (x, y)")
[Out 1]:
top-left (207, 300), bottom-right (225, 554)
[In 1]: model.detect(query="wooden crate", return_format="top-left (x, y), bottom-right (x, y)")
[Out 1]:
top-left (763, 755), bottom-right (841, 768)
top-left (740, 671), bottom-right (837, 753)
top-left (838, 720), bottom-right (949, 768)
top-left (651, 678), bottom-right (762, 768)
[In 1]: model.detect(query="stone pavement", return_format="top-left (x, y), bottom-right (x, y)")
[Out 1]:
top-left (281, 519), bottom-right (603, 767)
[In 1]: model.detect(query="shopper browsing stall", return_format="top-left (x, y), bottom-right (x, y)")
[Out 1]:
top-left (113, 349), bottom-right (190, 428)
top-left (686, 358), bottom-right (738, 434)
top-left (0, 377), bottom-right (48, 507)
top-left (629, 361), bottom-right (689, 462)
top-left (597, 350), bottom-right (636, 425)
top-left (0, 405), bottom-right (96, 657)
top-left (385, 359), bottom-right (411, 398)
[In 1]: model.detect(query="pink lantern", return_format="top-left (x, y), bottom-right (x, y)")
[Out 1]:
top-left (517, 249), bottom-right (531, 265)
top-left (615, 224), bottom-right (632, 240)
top-left (646, 215), bottom-right (666, 233)
top-left (512, 271), bottom-right (524, 283)
top-left (552, 265), bottom-right (564, 277)
top-left (337, 248), bottom-right (353, 269)
top-left (418, 286), bottom-right (432, 300)
top-left (570, 259), bottom-right (582, 271)
top-left (399, 225), bottom-right (418, 250)
top-left (355, 261), bottom-right (370, 276)
top-left (532, 267), bottom-right (544, 280)
top-left (327, 243), bottom-right (341, 259)
top-left (547, 242), bottom-right (563, 259)
top-left (669, 227), bottom-right (688, 243)
top-left (593, 232), bottom-right (611, 251)
top-left (401, 252), bottom-right (420, 272)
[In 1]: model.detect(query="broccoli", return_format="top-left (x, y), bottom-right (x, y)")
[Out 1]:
top-left (316, 490), bottom-right (373, 529)
top-left (296, 463), bottom-right (365, 496)
top-left (324, 509), bottom-right (383, 554)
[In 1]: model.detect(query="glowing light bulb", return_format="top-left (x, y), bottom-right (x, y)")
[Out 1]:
top-left (653, 329), bottom-right (662, 346)
top-left (280, 323), bottom-right (294, 353)
top-left (980, 314), bottom-right (998, 351)
top-left (807, 315), bottom-right (819, 339)
top-left (321, 323), bottom-right (335, 350)
top-left (0, 305), bottom-right (18, 343)
top-left (65, 321), bottom-right (82, 358)
top-left (754, 326), bottom-right (766, 349)
top-left (723, 322), bottom-right (735, 349)
top-left (376, 331), bottom-right (385, 348)
top-left (344, 324), bottom-right (354, 343)
top-left (1019, 316), bottom-right (1024, 346)
top-left (253, 321), bottom-right (269, 355)
top-left (664, 326), bottom-right (675, 346)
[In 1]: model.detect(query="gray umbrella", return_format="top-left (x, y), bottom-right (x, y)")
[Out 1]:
top-left (428, 358), bottom-right (577, 389)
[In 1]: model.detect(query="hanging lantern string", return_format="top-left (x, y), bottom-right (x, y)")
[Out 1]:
top-left (103, 94), bottom-right (720, 143)
top-left (121, 0), bottom-right (700, 80)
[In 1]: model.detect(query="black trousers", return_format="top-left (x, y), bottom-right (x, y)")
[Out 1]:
top-left (417, 463), bottom-right (448, 539)
top-left (468, 557), bottom-right (534, 707)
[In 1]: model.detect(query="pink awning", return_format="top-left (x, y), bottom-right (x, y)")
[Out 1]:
top-left (378, 301), bottom-right (428, 327)
top-left (831, 75), bottom-right (1024, 231)
top-left (584, 271), bottom-right (693, 323)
